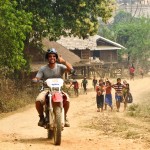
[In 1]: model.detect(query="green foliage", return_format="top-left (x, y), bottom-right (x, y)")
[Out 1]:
top-left (0, 1), bottom-right (32, 74)
top-left (127, 103), bottom-right (150, 121)
top-left (16, 0), bottom-right (115, 41)
top-left (114, 17), bottom-right (150, 66)
top-left (113, 10), bottom-right (132, 25)
top-left (98, 11), bottom-right (134, 42)
top-left (0, 0), bottom-right (115, 76)
top-left (99, 11), bottom-right (150, 67)
top-left (98, 22), bottom-right (116, 41)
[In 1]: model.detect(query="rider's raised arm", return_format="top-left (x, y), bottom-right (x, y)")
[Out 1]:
top-left (57, 55), bottom-right (73, 73)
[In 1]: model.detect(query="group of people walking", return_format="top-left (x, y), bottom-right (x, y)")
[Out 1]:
top-left (94, 77), bottom-right (131, 112)
top-left (129, 64), bottom-right (145, 80)
top-left (69, 75), bottom-right (132, 112)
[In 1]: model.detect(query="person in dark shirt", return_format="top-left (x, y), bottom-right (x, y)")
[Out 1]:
top-left (81, 77), bottom-right (88, 94)
top-left (95, 79), bottom-right (105, 112)
top-left (92, 76), bottom-right (97, 90)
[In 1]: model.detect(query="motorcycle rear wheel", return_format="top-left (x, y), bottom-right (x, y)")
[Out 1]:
top-left (53, 106), bottom-right (62, 145)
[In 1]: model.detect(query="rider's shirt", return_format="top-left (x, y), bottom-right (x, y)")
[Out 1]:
top-left (36, 63), bottom-right (66, 80)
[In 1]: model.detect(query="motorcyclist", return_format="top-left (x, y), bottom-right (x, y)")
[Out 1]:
top-left (32, 48), bottom-right (74, 127)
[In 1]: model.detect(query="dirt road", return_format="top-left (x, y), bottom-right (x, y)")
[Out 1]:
top-left (0, 77), bottom-right (150, 150)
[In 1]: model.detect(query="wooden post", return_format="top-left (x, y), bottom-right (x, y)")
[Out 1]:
top-left (84, 66), bottom-right (86, 77)
top-left (87, 66), bottom-right (90, 78)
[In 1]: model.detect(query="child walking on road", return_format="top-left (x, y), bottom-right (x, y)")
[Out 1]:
top-left (69, 79), bottom-right (79, 97)
top-left (123, 80), bottom-right (130, 111)
top-left (104, 80), bottom-right (113, 111)
top-left (95, 79), bottom-right (105, 112)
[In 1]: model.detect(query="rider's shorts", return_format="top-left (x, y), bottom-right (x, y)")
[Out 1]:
top-left (36, 90), bottom-right (70, 104)
top-left (36, 90), bottom-right (49, 104)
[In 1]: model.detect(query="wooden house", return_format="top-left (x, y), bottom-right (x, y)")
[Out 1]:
top-left (57, 35), bottom-right (126, 78)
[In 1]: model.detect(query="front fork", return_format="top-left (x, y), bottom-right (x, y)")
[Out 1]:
top-left (48, 93), bottom-right (64, 130)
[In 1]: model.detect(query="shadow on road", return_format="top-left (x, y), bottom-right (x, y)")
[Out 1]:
top-left (19, 137), bottom-right (53, 145)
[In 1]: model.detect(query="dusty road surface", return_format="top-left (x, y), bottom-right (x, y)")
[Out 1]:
top-left (0, 77), bottom-right (150, 150)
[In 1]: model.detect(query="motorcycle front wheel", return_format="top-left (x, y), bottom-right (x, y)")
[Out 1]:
top-left (53, 106), bottom-right (62, 145)
top-left (47, 129), bottom-right (53, 139)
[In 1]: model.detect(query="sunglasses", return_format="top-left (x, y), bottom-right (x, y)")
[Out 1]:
top-left (48, 54), bottom-right (56, 58)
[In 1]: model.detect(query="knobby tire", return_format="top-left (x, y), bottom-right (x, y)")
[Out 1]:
top-left (54, 106), bottom-right (62, 145)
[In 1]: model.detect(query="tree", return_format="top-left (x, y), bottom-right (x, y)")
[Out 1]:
top-left (114, 17), bottom-right (150, 68)
top-left (0, 0), bottom-right (115, 76)
top-left (16, 0), bottom-right (115, 42)
top-left (0, 1), bottom-right (32, 76)
top-left (98, 11), bottom-right (150, 69)
top-left (98, 11), bottom-right (133, 41)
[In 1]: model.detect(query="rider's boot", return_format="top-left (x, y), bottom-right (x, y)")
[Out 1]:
top-left (45, 111), bottom-right (49, 123)
top-left (38, 115), bottom-right (45, 127)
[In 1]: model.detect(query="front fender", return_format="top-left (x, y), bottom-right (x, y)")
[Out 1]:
top-left (52, 92), bottom-right (63, 102)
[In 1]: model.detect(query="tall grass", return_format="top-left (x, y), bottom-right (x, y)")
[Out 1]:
top-left (0, 80), bottom-right (38, 113)
top-left (127, 102), bottom-right (150, 122)
top-left (0, 80), bottom-right (74, 112)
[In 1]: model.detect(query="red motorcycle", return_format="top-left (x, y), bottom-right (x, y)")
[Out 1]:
top-left (43, 78), bottom-right (65, 145)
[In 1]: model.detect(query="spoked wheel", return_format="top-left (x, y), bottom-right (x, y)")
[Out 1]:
top-left (53, 106), bottom-right (62, 145)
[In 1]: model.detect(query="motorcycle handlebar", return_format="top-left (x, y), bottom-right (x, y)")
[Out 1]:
top-left (32, 78), bottom-right (44, 83)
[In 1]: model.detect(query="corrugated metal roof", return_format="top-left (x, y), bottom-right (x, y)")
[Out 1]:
top-left (93, 46), bottom-right (122, 50)
top-left (57, 35), bottom-right (126, 50)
